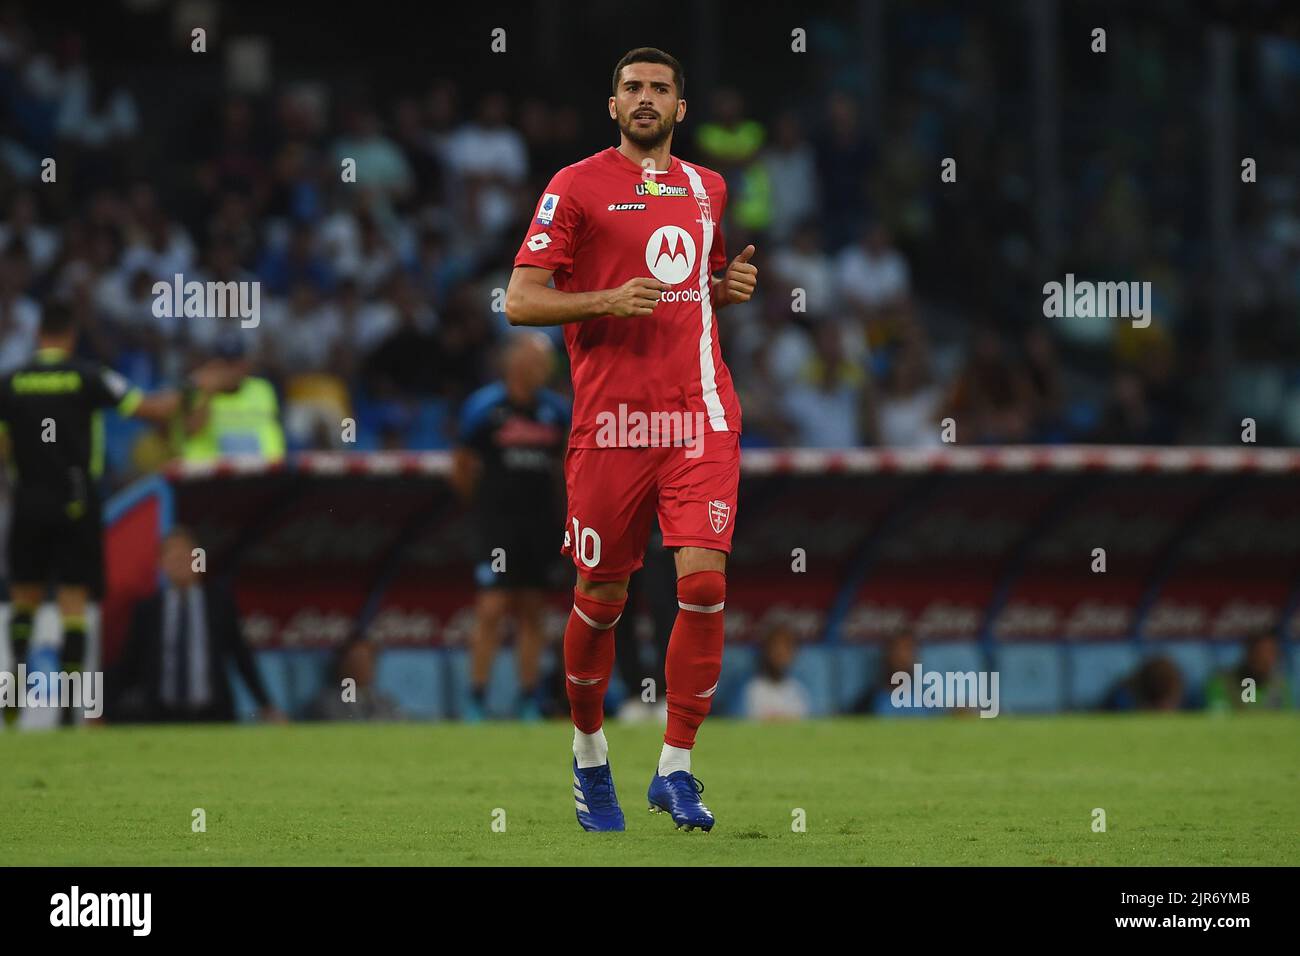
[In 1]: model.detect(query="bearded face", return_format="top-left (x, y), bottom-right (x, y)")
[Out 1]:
top-left (615, 99), bottom-right (676, 149)
top-left (610, 63), bottom-right (682, 151)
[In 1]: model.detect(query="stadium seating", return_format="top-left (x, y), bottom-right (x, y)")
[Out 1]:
top-left (1066, 644), bottom-right (1140, 710)
top-left (993, 643), bottom-right (1067, 713)
top-left (375, 648), bottom-right (447, 719)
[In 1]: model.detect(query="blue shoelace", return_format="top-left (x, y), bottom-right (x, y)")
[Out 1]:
top-left (669, 773), bottom-right (705, 802)
top-left (583, 766), bottom-right (617, 809)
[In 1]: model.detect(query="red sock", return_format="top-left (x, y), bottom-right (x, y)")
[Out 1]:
top-left (665, 570), bottom-right (726, 749)
top-left (563, 587), bottom-right (625, 734)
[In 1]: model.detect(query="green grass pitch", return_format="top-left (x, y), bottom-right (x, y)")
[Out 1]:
top-left (2, 714), bottom-right (1297, 866)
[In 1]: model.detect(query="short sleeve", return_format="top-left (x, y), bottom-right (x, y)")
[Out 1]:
top-left (708, 180), bottom-right (729, 275)
top-left (89, 365), bottom-right (142, 414)
top-left (513, 167), bottom-right (582, 276)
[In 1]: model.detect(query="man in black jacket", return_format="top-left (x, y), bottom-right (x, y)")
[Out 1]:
top-left (107, 526), bottom-right (285, 724)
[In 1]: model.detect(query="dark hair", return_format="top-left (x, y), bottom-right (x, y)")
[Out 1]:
top-left (612, 47), bottom-right (684, 98)
top-left (39, 301), bottom-right (77, 338)
top-left (759, 622), bottom-right (796, 680)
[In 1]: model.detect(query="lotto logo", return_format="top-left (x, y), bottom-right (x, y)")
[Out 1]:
top-left (527, 233), bottom-right (552, 252)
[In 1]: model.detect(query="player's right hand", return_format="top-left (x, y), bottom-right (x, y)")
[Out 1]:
top-left (606, 277), bottom-right (670, 316)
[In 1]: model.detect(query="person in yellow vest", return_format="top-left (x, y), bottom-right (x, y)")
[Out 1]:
top-left (695, 88), bottom-right (771, 234)
top-left (177, 338), bottom-right (285, 463)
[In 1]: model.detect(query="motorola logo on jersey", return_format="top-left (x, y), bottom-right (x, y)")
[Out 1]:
top-left (645, 225), bottom-right (697, 285)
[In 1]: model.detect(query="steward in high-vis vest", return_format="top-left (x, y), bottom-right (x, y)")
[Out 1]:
top-left (175, 337), bottom-right (285, 463)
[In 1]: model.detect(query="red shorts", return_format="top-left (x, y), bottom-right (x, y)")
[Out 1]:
top-left (562, 431), bottom-right (740, 582)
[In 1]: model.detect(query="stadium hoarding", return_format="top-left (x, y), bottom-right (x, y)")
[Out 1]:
top-left (100, 447), bottom-right (1300, 663)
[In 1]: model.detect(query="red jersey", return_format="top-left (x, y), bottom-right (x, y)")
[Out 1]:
top-left (513, 146), bottom-right (742, 448)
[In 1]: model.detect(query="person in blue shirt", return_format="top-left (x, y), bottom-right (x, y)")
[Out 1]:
top-left (451, 333), bottom-right (570, 720)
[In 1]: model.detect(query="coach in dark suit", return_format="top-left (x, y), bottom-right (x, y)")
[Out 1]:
top-left (107, 526), bottom-right (285, 724)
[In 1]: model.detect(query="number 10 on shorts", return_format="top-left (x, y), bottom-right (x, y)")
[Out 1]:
top-left (566, 517), bottom-right (602, 569)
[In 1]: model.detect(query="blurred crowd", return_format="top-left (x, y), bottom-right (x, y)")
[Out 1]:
top-left (2, 4), bottom-right (1300, 490)
top-left (747, 626), bottom-right (1294, 720)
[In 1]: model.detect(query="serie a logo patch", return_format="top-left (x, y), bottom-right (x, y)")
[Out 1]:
top-left (536, 192), bottom-right (561, 225)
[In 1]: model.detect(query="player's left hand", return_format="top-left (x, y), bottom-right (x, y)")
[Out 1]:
top-left (723, 245), bottom-right (758, 305)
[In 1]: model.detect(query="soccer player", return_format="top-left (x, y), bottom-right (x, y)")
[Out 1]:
top-left (0, 303), bottom-right (202, 727)
top-left (505, 47), bottom-right (758, 832)
top-left (452, 332), bottom-right (570, 721)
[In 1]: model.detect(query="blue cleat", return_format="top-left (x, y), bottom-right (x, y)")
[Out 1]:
top-left (647, 771), bottom-right (715, 832)
top-left (573, 759), bottom-right (626, 832)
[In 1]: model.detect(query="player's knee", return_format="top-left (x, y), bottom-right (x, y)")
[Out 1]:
top-left (572, 586), bottom-right (626, 629)
top-left (575, 574), bottom-right (628, 607)
top-left (677, 570), bottom-right (726, 611)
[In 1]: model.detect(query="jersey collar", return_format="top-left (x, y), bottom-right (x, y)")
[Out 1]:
top-left (609, 145), bottom-right (675, 176)
top-left (35, 346), bottom-right (69, 363)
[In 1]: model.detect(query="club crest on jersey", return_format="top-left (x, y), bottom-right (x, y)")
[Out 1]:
top-left (708, 500), bottom-right (730, 534)
top-left (693, 191), bottom-right (713, 227)
top-left (636, 182), bottom-right (688, 197)
top-left (645, 225), bottom-right (697, 285)
top-left (535, 192), bottom-right (561, 225)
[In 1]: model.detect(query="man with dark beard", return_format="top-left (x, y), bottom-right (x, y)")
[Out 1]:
top-left (505, 47), bottom-right (758, 833)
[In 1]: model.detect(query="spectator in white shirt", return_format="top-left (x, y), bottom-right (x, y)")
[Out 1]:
top-left (352, 209), bottom-right (400, 296)
top-left (761, 112), bottom-right (820, 244)
top-left (875, 326), bottom-right (944, 448)
top-left (0, 192), bottom-right (59, 278)
top-left (836, 223), bottom-right (911, 314)
top-left (119, 209), bottom-right (196, 282)
top-left (444, 93), bottom-right (528, 239)
top-left (334, 277), bottom-right (398, 378)
top-left (743, 623), bottom-right (811, 720)
top-left (263, 281), bottom-right (342, 376)
top-left (780, 321), bottom-right (873, 447)
top-left (771, 220), bottom-right (836, 318)
top-left (0, 242), bottom-right (40, 373)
